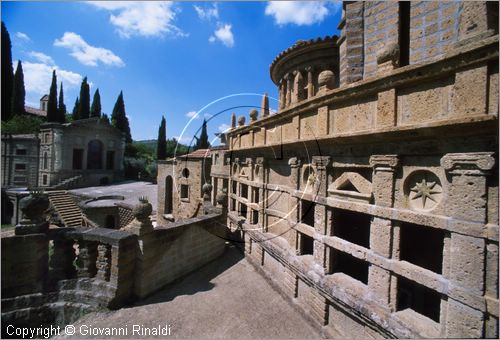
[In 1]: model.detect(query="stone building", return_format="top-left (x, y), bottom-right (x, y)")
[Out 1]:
top-left (38, 118), bottom-right (125, 188)
top-left (218, 1), bottom-right (498, 338)
top-left (1, 134), bottom-right (40, 188)
top-left (157, 149), bottom-right (211, 224)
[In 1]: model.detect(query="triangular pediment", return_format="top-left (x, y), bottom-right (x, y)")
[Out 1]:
top-left (239, 167), bottom-right (248, 178)
top-left (329, 172), bottom-right (372, 194)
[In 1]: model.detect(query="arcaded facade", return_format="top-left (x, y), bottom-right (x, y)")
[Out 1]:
top-left (38, 118), bottom-right (125, 188)
top-left (220, 1), bottom-right (498, 338)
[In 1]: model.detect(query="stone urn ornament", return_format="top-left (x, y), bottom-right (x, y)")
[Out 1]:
top-left (202, 182), bottom-right (213, 201)
top-left (216, 188), bottom-right (228, 207)
top-left (15, 190), bottom-right (50, 235)
top-left (123, 196), bottom-right (153, 236)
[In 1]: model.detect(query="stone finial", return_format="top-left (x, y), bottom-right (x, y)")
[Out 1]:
top-left (249, 109), bottom-right (258, 123)
top-left (377, 43), bottom-right (400, 74)
top-left (216, 188), bottom-right (228, 207)
top-left (202, 182), bottom-right (213, 201)
top-left (238, 115), bottom-right (246, 126)
top-left (317, 70), bottom-right (335, 93)
top-left (123, 197), bottom-right (153, 236)
top-left (230, 112), bottom-right (236, 129)
top-left (260, 93), bottom-right (269, 118)
top-left (15, 191), bottom-right (50, 235)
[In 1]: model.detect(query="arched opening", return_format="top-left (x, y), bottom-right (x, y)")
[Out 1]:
top-left (87, 139), bottom-right (103, 169)
top-left (182, 168), bottom-right (190, 178)
top-left (165, 176), bottom-right (173, 214)
top-left (105, 215), bottom-right (115, 228)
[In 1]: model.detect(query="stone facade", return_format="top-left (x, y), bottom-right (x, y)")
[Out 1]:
top-left (38, 118), bottom-right (125, 188)
top-left (222, 1), bottom-right (499, 338)
top-left (157, 149), bottom-right (212, 224)
top-left (1, 134), bottom-right (40, 188)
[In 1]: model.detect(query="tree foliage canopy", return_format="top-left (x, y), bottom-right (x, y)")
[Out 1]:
top-left (111, 91), bottom-right (132, 144)
top-left (2, 21), bottom-right (14, 121)
top-left (11, 60), bottom-right (26, 116)
top-left (157, 116), bottom-right (167, 160)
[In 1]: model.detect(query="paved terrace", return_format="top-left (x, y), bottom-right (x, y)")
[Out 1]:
top-left (70, 181), bottom-right (158, 213)
top-left (56, 245), bottom-right (322, 339)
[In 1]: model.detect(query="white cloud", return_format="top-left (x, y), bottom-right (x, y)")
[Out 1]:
top-left (88, 1), bottom-right (187, 39)
top-left (21, 61), bottom-right (82, 96)
top-left (16, 32), bottom-right (31, 42)
top-left (54, 32), bottom-right (124, 67)
top-left (265, 1), bottom-right (340, 26)
top-left (174, 135), bottom-right (194, 144)
top-left (28, 51), bottom-right (55, 65)
top-left (204, 113), bottom-right (213, 119)
top-left (186, 110), bottom-right (198, 119)
top-left (194, 3), bottom-right (219, 21)
top-left (218, 123), bottom-right (231, 133)
top-left (209, 24), bottom-right (234, 47)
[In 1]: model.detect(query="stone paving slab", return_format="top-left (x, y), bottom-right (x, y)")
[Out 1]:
top-left (56, 245), bottom-right (322, 339)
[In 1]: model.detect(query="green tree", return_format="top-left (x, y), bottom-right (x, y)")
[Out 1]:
top-left (57, 82), bottom-right (66, 123)
top-left (195, 119), bottom-right (210, 150)
top-left (2, 22), bottom-right (14, 121)
top-left (11, 60), bottom-right (26, 116)
top-left (72, 97), bottom-right (80, 120)
top-left (111, 91), bottom-right (132, 144)
top-left (77, 76), bottom-right (90, 119)
top-left (46, 70), bottom-right (58, 122)
top-left (157, 116), bottom-right (167, 160)
top-left (101, 113), bottom-right (110, 124)
top-left (90, 88), bottom-right (101, 118)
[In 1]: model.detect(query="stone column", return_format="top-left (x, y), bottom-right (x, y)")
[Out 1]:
top-left (312, 156), bottom-right (330, 273)
top-left (288, 157), bottom-right (301, 242)
top-left (369, 155), bottom-right (399, 306)
top-left (96, 244), bottom-right (111, 281)
top-left (279, 81), bottom-right (285, 111)
top-left (441, 152), bottom-right (495, 338)
top-left (256, 157), bottom-right (265, 231)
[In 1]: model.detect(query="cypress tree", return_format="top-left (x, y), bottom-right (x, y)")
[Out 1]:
top-left (57, 82), bottom-right (66, 123)
top-left (77, 76), bottom-right (90, 119)
top-left (2, 22), bottom-right (14, 121)
top-left (46, 70), bottom-right (58, 122)
top-left (101, 113), bottom-right (110, 124)
top-left (157, 116), bottom-right (167, 160)
top-left (111, 91), bottom-right (132, 143)
top-left (11, 60), bottom-right (26, 116)
top-left (195, 119), bottom-right (210, 150)
top-left (72, 97), bottom-right (80, 120)
top-left (90, 88), bottom-right (101, 118)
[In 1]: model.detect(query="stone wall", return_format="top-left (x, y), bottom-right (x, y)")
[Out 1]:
top-left (132, 213), bottom-right (226, 298)
top-left (1, 134), bottom-right (40, 188)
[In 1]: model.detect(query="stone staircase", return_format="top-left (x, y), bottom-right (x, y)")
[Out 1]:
top-left (47, 191), bottom-right (83, 227)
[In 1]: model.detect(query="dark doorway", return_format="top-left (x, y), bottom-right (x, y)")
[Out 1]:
top-left (73, 149), bottom-right (84, 170)
top-left (106, 151), bottom-right (115, 170)
top-left (165, 176), bottom-right (173, 214)
top-left (87, 139), bottom-right (103, 169)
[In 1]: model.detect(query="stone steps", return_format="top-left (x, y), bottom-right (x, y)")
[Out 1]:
top-left (48, 191), bottom-right (83, 227)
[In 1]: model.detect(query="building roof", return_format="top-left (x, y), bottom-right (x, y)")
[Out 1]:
top-left (25, 106), bottom-right (47, 118)
top-left (40, 94), bottom-right (49, 101)
top-left (177, 148), bottom-right (211, 159)
top-left (1, 133), bottom-right (38, 140)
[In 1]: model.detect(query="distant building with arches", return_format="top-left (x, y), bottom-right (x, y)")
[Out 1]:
top-left (1, 117), bottom-right (125, 189)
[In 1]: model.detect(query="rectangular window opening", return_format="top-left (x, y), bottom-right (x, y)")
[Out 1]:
top-left (299, 232), bottom-right (314, 255)
top-left (239, 203), bottom-right (247, 218)
top-left (329, 248), bottom-right (369, 284)
top-left (241, 184), bottom-right (248, 199)
top-left (42, 174), bottom-right (48, 186)
top-left (15, 163), bottom-right (26, 170)
top-left (400, 222), bottom-right (444, 274)
top-left (252, 188), bottom-right (259, 203)
top-left (15, 149), bottom-right (27, 155)
top-left (333, 208), bottom-right (371, 248)
top-left (180, 184), bottom-right (189, 200)
top-left (72, 149), bottom-right (84, 170)
top-left (232, 181), bottom-right (237, 194)
top-left (397, 276), bottom-right (441, 323)
top-left (301, 200), bottom-right (315, 227)
top-left (252, 209), bottom-right (259, 225)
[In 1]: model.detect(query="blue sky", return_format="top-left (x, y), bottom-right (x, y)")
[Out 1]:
top-left (2, 1), bottom-right (341, 145)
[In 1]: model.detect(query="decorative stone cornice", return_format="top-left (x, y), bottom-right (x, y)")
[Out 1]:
top-left (370, 155), bottom-right (399, 172)
top-left (441, 152), bottom-right (495, 175)
top-left (312, 156), bottom-right (331, 170)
